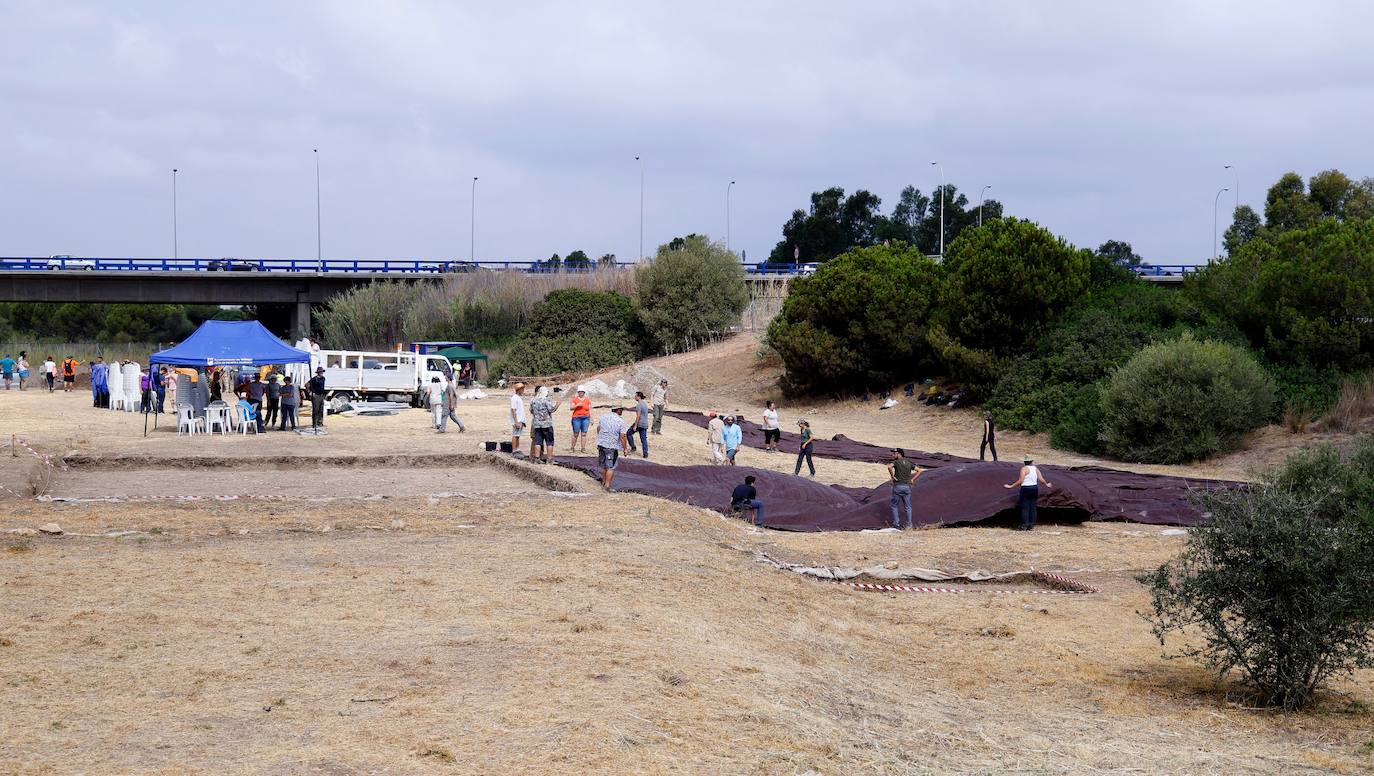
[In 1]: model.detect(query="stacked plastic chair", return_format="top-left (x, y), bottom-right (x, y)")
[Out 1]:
top-left (107, 363), bottom-right (127, 411)
top-left (122, 362), bottom-right (140, 412)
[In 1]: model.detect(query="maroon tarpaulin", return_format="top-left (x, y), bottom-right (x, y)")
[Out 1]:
top-left (560, 411), bottom-right (1243, 530)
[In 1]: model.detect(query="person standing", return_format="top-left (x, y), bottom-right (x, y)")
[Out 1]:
top-left (307, 367), bottom-right (327, 432)
top-left (887, 448), bottom-right (922, 529)
top-left (509, 382), bottom-right (528, 455)
top-left (444, 377), bottom-right (466, 433)
top-left (16, 351), bottom-right (29, 390)
top-left (43, 355), bottom-right (56, 392)
top-left (761, 400), bottom-right (780, 452)
top-left (61, 355), bottom-right (79, 393)
top-left (650, 379), bottom-right (668, 435)
top-left (248, 373), bottom-right (267, 422)
top-left (722, 415), bottom-right (743, 465)
top-left (568, 386), bottom-right (591, 453)
top-left (625, 391), bottom-right (650, 458)
top-left (423, 376), bottom-right (445, 432)
top-left (263, 373), bottom-right (280, 427)
top-left (528, 386), bottom-right (561, 463)
top-left (980, 412), bottom-right (998, 462)
top-left (154, 367), bottom-right (168, 413)
top-left (279, 376), bottom-right (299, 430)
top-left (0, 354), bottom-right (14, 390)
top-left (595, 405), bottom-right (629, 491)
top-left (1004, 457), bottom-right (1052, 531)
top-left (730, 474), bottom-right (765, 530)
top-left (793, 419), bottom-right (816, 478)
top-left (706, 412), bottom-right (726, 464)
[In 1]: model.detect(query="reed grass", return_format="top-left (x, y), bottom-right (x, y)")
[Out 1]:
top-left (317, 269), bottom-right (636, 351)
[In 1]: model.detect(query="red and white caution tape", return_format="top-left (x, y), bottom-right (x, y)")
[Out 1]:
top-left (850, 571), bottom-right (1098, 595)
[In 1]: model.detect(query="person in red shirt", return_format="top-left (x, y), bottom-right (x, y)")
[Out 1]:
top-left (568, 386), bottom-right (592, 454)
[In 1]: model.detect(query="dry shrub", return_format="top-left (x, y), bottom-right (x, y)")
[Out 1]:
top-left (1283, 402), bottom-right (1316, 434)
top-left (1317, 372), bottom-right (1374, 432)
top-left (319, 269), bottom-right (636, 351)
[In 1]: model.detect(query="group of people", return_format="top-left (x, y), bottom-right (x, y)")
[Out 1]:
top-left (0, 352), bottom-right (80, 392)
top-left (507, 381), bottom-right (664, 468)
top-left (223, 366), bottom-right (326, 433)
top-left (704, 401), bottom-right (816, 477)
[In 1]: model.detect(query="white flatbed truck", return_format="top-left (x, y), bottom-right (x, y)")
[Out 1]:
top-left (310, 349), bottom-right (453, 411)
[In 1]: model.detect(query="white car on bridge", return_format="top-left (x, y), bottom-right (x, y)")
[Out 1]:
top-left (46, 255), bottom-right (95, 270)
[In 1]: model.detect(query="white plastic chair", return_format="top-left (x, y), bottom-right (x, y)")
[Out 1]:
top-left (238, 405), bottom-right (259, 435)
top-left (177, 406), bottom-right (204, 436)
top-left (206, 406), bottom-right (231, 435)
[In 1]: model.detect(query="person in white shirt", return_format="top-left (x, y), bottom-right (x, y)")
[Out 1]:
top-left (706, 412), bottom-right (726, 464)
top-left (650, 379), bottom-right (668, 434)
top-left (509, 382), bottom-right (528, 454)
top-left (761, 400), bottom-right (781, 452)
top-left (427, 377), bottom-right (448, 432)
top-left (1003, 456), bottom-right (1052, 531)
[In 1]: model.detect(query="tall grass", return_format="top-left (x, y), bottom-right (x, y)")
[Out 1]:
top-left (1317, 372), bottom-right (1374, 433)
top-left (0, 341), bottom-right (165, 364)
top-left (316, 269), bottom-right (636, 351)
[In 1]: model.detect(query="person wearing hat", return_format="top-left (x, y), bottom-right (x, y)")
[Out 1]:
top-left (1004, 456), bottom-right (1052, 531)
top-left (887, 448), bottom-right (922, 529)
top-left (793, 419), bottom-right (815, 478)
top-left (595, 404), bottom-right (630, 490)
top-left (706, 411), bottom-right (726, 465)
top-left (722, 415), bottom-right (743, 465)
top-left (307, 367), bottom-right (328, 432)
top-left (650, 379), bottom-right (668, 435)
top-left (569, 386), bottom-right (592, 453)
top-left (509, 382), bottom-right (528, 455)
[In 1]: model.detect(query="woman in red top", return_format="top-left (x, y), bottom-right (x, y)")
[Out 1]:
top-left (569, 386), bottom-right (592, 453)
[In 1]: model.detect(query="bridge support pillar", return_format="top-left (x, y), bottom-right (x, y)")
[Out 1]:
top-left (291, 300), bottom-right (312, 340)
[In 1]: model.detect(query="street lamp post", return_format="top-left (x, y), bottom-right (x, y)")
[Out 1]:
top-left (470, 177), bottom-right (478, 263)
top-left (314, 150), bottom-right (322, 270)
top-left (1224, 164), bottom-right (1238, 211)
top-left (930, 161), bottom-right (945, 257)
top-left (635, 156), bottom-right (644, 260)
top-left (726, 180), bottom-right (735, 254)
top-left (171, 168), bottom-right (179, 261)
top-left (1214, 187), bottom-right (1230, 261)
top-left (978, 185), bottom-right (991, 227)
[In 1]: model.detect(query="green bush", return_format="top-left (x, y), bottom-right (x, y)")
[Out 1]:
top-left (1141, 438), bottom-right (1374, 709)
top-left (492, 289), bottom-right (645, 376)
top-left (635, 235), bottom-right (749, 353)
top-left (767, 243), bottom-right (941, 395)
top-left (987, 283), bottom-right (1247, 437)
top-left (1049, 382), bottom-right (1106, 455)
top-left (1196, 217), bottom-right (1374, 369)
top-left (1100, 336), bottom-right (1275, 463)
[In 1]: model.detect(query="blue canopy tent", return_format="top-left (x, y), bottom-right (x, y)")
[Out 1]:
top-left (150, 320), bottom-right (310, 367)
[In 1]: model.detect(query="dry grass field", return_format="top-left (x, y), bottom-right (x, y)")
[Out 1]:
top-left (2, 337), bottom-right (1373, 774)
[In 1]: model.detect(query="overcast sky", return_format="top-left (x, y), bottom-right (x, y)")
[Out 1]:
top-left (3, 1), bottom-right (1372, 265)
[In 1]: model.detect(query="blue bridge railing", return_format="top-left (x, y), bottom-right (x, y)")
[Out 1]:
top-left (0, 257), bottom-right (1206, 279)
top-left (0, 257), bottom-right (630, 274)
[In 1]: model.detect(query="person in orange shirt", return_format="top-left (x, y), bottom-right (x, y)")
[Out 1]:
top-left (60, 356), bottom-right (81, 393)
top-left (568, 386), bottom-right (592, 454)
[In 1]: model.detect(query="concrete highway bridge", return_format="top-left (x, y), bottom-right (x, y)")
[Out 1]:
top-left (0, 257), bottom-right (1195, 337)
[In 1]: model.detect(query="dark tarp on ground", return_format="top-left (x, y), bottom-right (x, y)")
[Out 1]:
top-left (149, 320), bottom-right (310, 367)
top-left (561, 411), bottom-right (1242, 530)
top-left (554, 456), bottom-right (1228, 530)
